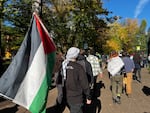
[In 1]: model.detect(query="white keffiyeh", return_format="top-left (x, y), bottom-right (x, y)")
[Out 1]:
top-left (107, 56), bottom-right (124, 76)
top-left (62, 47), bottom-right (80, 79)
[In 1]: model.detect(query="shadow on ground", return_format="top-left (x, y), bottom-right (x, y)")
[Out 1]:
top-left (82, 80), bottom-right (105, 113)
top-left (83, 98), bottom-right (101, 113)
top-left (0, 80), bottom-right (105, 113)
top-left (142, 86), bottom-right (150, 96)
top-left (46, 80), bottom-right (105, 113)
top-left (0, 97), bottom-right (6, 102)
top-left (46, 104), bottom-right (58, 113)
top-left (0, 105), bottom-right (18, 113)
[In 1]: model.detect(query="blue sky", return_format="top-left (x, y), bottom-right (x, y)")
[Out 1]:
top-left (103, 0), bottom-right (150, 31)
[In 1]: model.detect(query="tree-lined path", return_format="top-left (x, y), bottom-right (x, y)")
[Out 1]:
top-left (0, 68), bottom-right (150, 113)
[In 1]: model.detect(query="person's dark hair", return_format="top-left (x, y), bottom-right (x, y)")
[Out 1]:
top-left (122, 51), bottom-right (131, 57)
top-left (110, 51), bottom-right (118, 58)
top-left (80, 49), bottom-right (85, 55)
top-left (89, 49), bottom-right (95, 55)
top-left (122, 52), bottom-right (127, 57)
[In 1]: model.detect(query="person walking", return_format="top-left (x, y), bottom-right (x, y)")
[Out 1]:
top-left (52, 51), bottom-right (64, 86)
top-left (107, 51), bottom-right (124, 104)
top-left (122, 52), bottom-right (135, 98)
top-left (56, 47), bottom-right (91, 113)
top-left (77, 51), bottom-right (94, 90)
top-left (86, 49), bottom-right (103, 98)
top-left (133, 52), bottom-right (142, 83)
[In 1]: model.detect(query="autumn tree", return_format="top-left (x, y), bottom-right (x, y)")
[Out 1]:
top-left (147, 27), bottom-right (150, 54)
top-left (104, 22), bottom-right (123, 53)
top-left (2, 0), bottom-right (111, 54)
top-left (43, 0), bottom-right (110, 52)
top-left (136, 19), bottom-right (147, 52)
top-left (104, 18), bottom-right (139, 53)
top-left (123, 19), bottom-right (139, 52)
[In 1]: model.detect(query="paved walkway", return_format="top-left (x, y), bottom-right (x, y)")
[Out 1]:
top-left (0, 68), bottom-right (150, 113)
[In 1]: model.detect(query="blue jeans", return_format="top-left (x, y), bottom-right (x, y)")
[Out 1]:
top-left (68, 103), bottom-right (83, 113)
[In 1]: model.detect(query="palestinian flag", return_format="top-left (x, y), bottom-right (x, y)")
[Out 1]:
top-left (0, 13), bottom-right (56, 113)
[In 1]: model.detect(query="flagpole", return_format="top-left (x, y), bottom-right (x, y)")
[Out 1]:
top-left (32, 0), bottom-right (42, 18)
top-left (41, 0), bottom-right (43, 18)
top-left (33, 13), bottom-right (56, 48)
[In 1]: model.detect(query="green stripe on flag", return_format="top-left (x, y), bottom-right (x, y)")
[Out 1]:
top-left (29, 52), bottom-right (55, 113)
top-left (46, 52), bottom-right (56, 88)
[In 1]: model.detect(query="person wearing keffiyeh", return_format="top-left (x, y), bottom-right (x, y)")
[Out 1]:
top-left (56, 47), bottom-right (91, 113)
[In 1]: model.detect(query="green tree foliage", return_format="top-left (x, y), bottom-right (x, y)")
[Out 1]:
top-left (135, 19), bottom-right (147, 52)
top-left (42, 0), bottom-right (110, 52)
top-left (148, 27), bottom-right (150, 54)
top-left (104, 22), bottom-right (125, 53)
top-left (1, 0), bottom-right (32, 57)
top-left (2, 0), bottom-right (111, 54)
top-left (3, 0), bottom-right (32, 34)
top-left (139, 19), bottom-right (147, 34)
top-left (104, 19), bottom-right (139, 53)
top-left (0, 0), bottom-right (7, 53)
top-left (70, 0), bottom-right (109, 47)
top-left (123, 19), bottom-right (139, 52)
top-left (2, 25), bottom-right (24, 50)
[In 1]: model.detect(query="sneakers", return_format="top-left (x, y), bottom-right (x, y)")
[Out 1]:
top-left (113, 96), bottom-right (121, 104)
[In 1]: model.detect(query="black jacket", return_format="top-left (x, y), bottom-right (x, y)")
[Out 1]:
top-left (77, 54), bottom-right (94, 84)
top-left (56, 61), bottom-right (91, 104)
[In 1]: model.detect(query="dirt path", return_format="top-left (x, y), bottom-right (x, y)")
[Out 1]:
top-left (0, 68), bottom-right (150, 113)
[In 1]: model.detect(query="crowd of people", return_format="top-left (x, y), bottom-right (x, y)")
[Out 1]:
top-left (51, 47), bottom-right (150, 113)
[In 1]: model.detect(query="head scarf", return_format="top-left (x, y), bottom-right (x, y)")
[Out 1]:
top-left (62, 47), bottom-right (80, 79)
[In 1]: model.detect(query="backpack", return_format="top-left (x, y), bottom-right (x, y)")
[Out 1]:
top-left (77, 60), bottom-right (86, 72)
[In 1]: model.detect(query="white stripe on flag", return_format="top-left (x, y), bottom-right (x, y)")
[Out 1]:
top-left (13, 43), bottom-right (47, 108)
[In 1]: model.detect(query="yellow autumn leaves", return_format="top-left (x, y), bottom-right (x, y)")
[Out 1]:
top-left (104, 19), bottom-right (139, 53)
